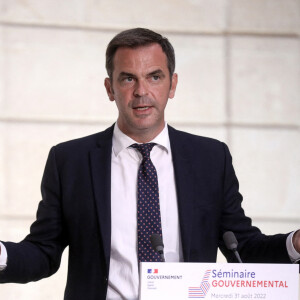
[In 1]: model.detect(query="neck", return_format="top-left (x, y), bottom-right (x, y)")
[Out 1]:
top-left (117, 122), bottom-right (165, 143)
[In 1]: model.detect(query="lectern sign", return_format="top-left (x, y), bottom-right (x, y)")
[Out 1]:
top-left (139, 263), bottom-right (298, 300)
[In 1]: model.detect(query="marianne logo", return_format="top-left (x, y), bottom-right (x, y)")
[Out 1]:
top-left (188, 269), bottom-right (211, 298)
top-left (147, 269), bottom-right (159, 274)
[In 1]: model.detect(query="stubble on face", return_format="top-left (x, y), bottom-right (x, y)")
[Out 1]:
top-left (118, 94), bottom-right (165, 140)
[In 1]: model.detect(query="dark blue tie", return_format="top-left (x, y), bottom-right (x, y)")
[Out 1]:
top-left (131, 143), bottom-right (163, 262)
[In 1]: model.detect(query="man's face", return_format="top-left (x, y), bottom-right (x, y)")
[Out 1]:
top-left (104, 43), bottom-right (177, 142)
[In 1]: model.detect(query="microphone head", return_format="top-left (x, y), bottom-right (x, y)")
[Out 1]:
top-left (223, 231), bottom-right (238, 251)
top-left (150, 233), bottom-right (164, 254)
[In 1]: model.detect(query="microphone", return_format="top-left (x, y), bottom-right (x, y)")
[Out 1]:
top-left (150, 234), bottom-right (165, 262)
top-left (223, 231), bottom-right (243, 263)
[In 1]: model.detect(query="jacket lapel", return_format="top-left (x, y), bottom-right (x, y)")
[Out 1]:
top-left (90, 125), bottom-right (114, 274)
top-left (168, 126), bottom-right (195, 262)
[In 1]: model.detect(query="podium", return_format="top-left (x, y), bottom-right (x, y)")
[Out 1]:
top-left (139, 262), bottom-right (299, 300)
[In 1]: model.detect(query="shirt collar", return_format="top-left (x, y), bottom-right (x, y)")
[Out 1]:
top-left (112, 122), bottom-right (170, 157)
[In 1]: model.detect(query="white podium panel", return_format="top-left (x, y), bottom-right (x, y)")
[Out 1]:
top-left (140, 262), bottom-right (298, 300)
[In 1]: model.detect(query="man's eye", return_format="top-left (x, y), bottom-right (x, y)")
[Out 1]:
top-left (152, 75), bottom-right (160, 81)
top-left (125, 77), bottom-right (134, 82)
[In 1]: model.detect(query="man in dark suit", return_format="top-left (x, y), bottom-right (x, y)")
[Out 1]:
top-left (0, 28), bottom-right (299, 300)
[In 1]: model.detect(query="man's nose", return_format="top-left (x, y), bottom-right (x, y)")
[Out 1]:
top-left (133, 80), bottom-right (148, 97)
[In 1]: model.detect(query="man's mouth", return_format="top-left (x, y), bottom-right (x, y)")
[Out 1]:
top-left (135, 106), bottom-right (150, 111)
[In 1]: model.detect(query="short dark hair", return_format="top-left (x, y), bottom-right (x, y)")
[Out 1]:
top-left (106, 28), bottom-right (175, 79)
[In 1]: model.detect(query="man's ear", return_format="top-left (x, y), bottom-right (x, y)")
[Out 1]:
top-left (169, 73), bottom-right (178, 99)
top-left (104, 77), bottom-right (115, 101)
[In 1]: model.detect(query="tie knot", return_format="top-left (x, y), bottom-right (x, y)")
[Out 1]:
top-left (131, 143), bottom-right (156, 159)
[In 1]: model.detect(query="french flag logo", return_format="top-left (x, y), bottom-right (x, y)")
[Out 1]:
top-left (147, 269), bottom-right (158, 274)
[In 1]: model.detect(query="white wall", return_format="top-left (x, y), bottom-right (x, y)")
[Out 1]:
top-left (0, 0), bottom-right (299, 298)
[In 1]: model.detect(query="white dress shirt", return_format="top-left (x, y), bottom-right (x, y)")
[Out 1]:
top-left (107, 122), bottom-right (182, 299)
top-left (0, 242), bottom-right (7, 271)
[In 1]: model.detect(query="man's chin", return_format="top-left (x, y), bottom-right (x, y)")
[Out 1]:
top-left (133, 119), bottom-right (161, 131)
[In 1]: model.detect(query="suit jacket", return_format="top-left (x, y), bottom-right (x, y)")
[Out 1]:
top-left (0, 124), bottom-right (291, 299)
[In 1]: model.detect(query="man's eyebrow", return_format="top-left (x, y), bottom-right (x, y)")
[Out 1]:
top-left (118, 72), bottom-right (136, 79)
top-left (148, 69), bottom-right (165, 76)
